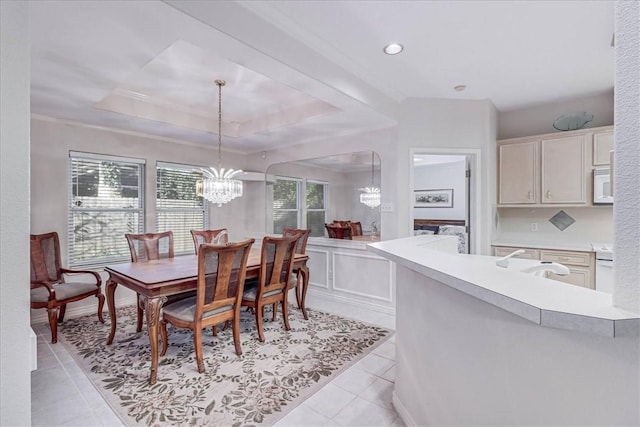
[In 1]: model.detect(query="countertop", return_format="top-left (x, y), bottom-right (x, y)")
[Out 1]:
top-left (368, 235), bottom-right (638, 337)
top-left (308, 235), bottom-right (382, 250)
top-left (491, 239), bottom-right (597, 252)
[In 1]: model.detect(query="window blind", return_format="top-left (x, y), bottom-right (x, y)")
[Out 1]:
top-left (273, 177), bottom-right (301, 234)
top-left (68, 153), bottom-right (145, 267)
top-left (156, 162), bottom-right (208, 255)
top-left (306, 180), bottom-right (328, 237)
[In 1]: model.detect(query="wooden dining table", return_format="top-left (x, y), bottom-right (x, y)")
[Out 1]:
top-left (104, 249), bottom-right (309, 384)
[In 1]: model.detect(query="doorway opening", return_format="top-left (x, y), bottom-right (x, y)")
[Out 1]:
top-left (409, 148), bottom-right (480, 254)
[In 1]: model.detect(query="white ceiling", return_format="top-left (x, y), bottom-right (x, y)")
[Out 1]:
top-left (29, 1), bottom-right (614, 155)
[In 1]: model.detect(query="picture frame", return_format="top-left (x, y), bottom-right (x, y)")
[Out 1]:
top-left (414, 189), bottom-right (454, 208)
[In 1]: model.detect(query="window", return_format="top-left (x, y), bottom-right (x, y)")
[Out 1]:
top-left (273, 177), bottom-right (300, 234)
top-left (156, 162), bottom-right (208, 255)
top-left (306, 180), bottom-right (327, 237)
top-left (68, 152), bottom-right (145, 266)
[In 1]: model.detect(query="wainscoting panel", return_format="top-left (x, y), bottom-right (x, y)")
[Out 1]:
top-left (307, 248), bottom-right (329, 289)
top-left (333, 251), bottom-right (393, 302)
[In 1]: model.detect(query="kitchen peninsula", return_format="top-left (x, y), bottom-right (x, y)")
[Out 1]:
top-left (368, 235), bottom-right (639, 426)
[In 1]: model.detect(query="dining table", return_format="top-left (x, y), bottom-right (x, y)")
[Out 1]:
top-left (105, 249), bottom-right (309, 384)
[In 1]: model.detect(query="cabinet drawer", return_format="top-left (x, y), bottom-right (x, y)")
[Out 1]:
top-left (494, 246), bottom-right (538, 260)
top-left (540, 250), bottom-right (591, 267)
top-left (548, 267), bottom-right (593, 289)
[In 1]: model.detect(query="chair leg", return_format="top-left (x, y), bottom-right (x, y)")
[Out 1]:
top-left (272, 303), bottom-right (278, 321)
top-left (96, 293), bottom-right (105, 323)
top-left (57, 304), bottom-right (67, 323)
top-left (47, 307), bottom-right (59, 344)
top-left (212, 325), bottom-right (218, 336)
top-left (194, 328), bottom-right (205, 373)
top-left (159, 320), bottom-right (168, 356)
top-left (255, 304), bottom-right (265, 342)
top-left (281, 299), bottom-right (291, 331)
top-left (232, 315), bottom-right (242, 356)
top-left (136, 294), bottom-right (143, 332)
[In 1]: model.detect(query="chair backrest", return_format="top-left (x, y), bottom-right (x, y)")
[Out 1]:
top-left (332, 220), bottom-right (351, 228)
top-left (325, 223), bottom-right (352, 240)
top-left (30, 232), bottom-right (63, 284)
top-left (125, 231), bottom-right (174, 262)
top-left (349, 221), bottom-right (363, 236)
top-left (190, 229), bottom-right (229, 254)
top-left (257, 235), bottom-right (299, 298)
top-left (282, 228), bottom-right (311, 254)
top-left (196, 238), bottom-right (255, 319)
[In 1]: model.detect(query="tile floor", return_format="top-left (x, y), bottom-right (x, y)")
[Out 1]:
top-left (31, 297), bottom-right (403, 426)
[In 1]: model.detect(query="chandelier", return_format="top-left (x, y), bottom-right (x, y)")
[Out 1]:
top-left (196, 79), bottom-right (243, 207)
top-left (359, 151), bottom-right (381, 208)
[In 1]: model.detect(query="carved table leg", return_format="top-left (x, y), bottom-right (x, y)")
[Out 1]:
top-left (106, 279), bottom-right (118, 345)
top-left (143, 295), bottom-right (167, 385)
top-left (299, 264), bottom-right (310, 320)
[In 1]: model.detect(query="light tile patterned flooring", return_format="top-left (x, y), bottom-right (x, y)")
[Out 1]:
top-left (31, 297), bottom-right (403, 426)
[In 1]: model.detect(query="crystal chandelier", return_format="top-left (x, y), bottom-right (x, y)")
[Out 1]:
top-left (196, 80), bottom-right (243, 207)
top-left (359, 152), bottom-right (381, 208)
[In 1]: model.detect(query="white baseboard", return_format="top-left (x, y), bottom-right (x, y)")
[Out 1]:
top-left (392, 391), bottom-right (416, 427)
top-left (30, 296), bottom-right (137, 325)
top-left (306, 288), bottom-right (396, 316)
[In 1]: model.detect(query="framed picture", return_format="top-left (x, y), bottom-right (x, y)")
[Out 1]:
top-left (414, 189), bottom-right (454, 208)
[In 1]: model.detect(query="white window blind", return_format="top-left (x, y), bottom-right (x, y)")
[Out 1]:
top-left (306, 180), bottom-right (328, 237)
top-left (273, 177), bottom-right (301, 234)
top-left (156, 162), bottom-right (208, 255)
top-left (68, 152), bottom-right (145, 267)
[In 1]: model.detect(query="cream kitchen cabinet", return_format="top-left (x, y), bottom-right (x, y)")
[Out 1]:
top-left (498, 131), bottom-right (588, 206)
top-left (593, 128), bottom-right (614, 166)
top-left (492, 245), bottom-right (595, 289)
top-left (498, 141), bottom-right (538, 204)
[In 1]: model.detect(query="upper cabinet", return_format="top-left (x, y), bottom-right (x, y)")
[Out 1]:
top-left (593, 128), bottom-right (614, 166)
top-left (497, 126), bottom-right (610, 207)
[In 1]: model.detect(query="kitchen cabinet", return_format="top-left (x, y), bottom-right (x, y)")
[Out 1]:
top-left (593, 128), bottom-right (614, 166)
top-left (492, 245), bottom-right (595, 289)
top-left (498, 129), bottom-right (592, 206)
top-left (541, 135), bottom-right (587, 204)
top-left (498, 141), bottom-right (538, 204)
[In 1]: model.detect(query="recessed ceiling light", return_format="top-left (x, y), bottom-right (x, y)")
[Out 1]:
top-left (454, 85), bottom-right (467, 92)
top-left (383, 43), bottom-right (403, 55)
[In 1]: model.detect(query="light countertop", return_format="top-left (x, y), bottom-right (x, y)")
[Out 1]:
top-left (492, 239), bottom-right (597, 252)
top-left (368, 235), bottom-right (638, 337)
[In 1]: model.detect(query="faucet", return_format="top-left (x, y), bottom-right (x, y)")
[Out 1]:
top-left (495, 249), bottom-right (526, 268)
top-left (521, 261), bottom-right (570, 277)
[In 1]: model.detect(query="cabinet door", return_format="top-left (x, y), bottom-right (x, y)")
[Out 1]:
top-left (498, 141), bottom-right (538, 204)
top-left (593, 130), bottom-right (614, 166)
top-left (541, 135), bottom-right (586, 204)
top-left (548, 267), bottom-right (593, 289)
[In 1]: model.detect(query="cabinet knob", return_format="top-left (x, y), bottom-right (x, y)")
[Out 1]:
top-left (546, 190), bottom-right (551, 199)
top-left (528, 191), bottom-right (532, 200)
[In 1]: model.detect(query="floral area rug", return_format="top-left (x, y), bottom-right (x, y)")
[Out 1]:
top-left (58, 305), bottom-right (390, 426)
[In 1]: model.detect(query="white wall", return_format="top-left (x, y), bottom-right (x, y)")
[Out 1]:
top-left (498, 91), bottom-right (614, 139)
top-left (0, 2), bottom-right (32, 424)
top-left (413, 160), bottom-right (466, 220)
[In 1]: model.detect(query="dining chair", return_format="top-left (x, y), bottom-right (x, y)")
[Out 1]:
top-left (241, 234), bottom-right (299, 342)
top-left (125, 231), bottom-right (175, 332)
top-left (159, 238), bottom-right (255, 373)
top-left (190, 228), bottom-right (229, 254)
top-left (282, 228), bottom-right (311, 319)
top-left (325, 223), bottom-right (352, 240)
top-left (30, 232), bottom-right (105, 343)
top-left (349, 221), bottom-right (363, 237)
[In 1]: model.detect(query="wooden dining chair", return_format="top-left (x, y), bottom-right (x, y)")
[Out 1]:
top-left (125, 231), bottom-right (175, 332)
top-left (325, 223), bottom-right (352, 240)
top-left (349, 221), bottom-right (363, 237)
top-left (190, 228), bottom-right (229, 254)
top-left (282, 228), bottom-right (311, 319)
top-left (30, 232), bottom-right (105, 343)
top-left (241, 235), bottom-right (299, 342)
top-left (160, 238), bottom-right (255, 373)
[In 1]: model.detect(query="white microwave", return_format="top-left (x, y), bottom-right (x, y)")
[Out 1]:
top-left (593, 167), bottom-right (613, 204)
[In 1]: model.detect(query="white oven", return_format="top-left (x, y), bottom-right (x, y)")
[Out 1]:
top-left (592, 243), bottom-right (613, 294)
top-left (593, 167), bottom-right (613, 205)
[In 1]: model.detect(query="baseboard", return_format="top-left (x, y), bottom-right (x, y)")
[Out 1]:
top-left (392, 391), bottom-right (416, 427)
top-left (30, 296), bottom-right (137, 325)
top-left (306, 288), bottom-right (396, 316)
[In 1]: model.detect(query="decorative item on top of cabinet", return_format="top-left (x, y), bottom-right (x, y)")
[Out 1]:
top-left (593, 128), bottom-right (614, 166)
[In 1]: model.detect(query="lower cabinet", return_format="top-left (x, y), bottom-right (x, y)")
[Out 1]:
top-left (493, 246), bottom-right (595, 289)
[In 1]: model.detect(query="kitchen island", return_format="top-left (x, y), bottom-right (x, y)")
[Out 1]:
top-left (368, 235), bottom-right (639, 426)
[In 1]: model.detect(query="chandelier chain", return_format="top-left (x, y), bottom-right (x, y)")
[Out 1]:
top-left (216, 79), bottom-right (225, 169)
